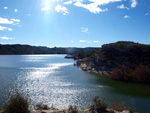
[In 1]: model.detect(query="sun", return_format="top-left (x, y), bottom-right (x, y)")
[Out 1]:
top-left (42, 0), bottom-right (52, 9)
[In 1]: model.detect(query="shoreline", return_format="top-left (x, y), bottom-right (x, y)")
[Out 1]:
top-left (0, 109), bottom-right (131, 113)
top-left (76, 60), bottom-right (110, 76)
top-left (31, 109), bottom-right (130, 113)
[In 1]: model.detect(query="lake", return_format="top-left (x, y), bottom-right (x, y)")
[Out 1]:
top-left (0, 55), bottom-right (150, 113)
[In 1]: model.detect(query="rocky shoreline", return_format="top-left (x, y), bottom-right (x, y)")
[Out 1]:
top-left (0, 109), bottom-right (131, 113)
top-left (76, 60), bottom-right (110, 76)
top-left (30, 109), bottom-right (130, 113)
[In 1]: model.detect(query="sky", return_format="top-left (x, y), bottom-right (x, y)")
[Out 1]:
top-left (0, 0), bottom-right (150, 47)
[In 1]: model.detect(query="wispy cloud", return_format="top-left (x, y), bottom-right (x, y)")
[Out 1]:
top-left (64, 1), bottom-right (73, 5)
top-left (0, 17), bottom-right (20, 26)
top-left (14, 9), bottom-right (18, 12)
top-left (74, 0), bottom-right (121, 14)
top-left (117, 4), bottom-right (129, 10)
top-left (0, 26), bottom-right (7, 31)
top-left (79, 40), bottom-right (100, 43)
top-left (80, 40), bottom-right (91, 43)
top-left (41, 8), bottom-right (51, 11)
top-left (81, 27), bottom-right (88, 33)
top-left (55, 4), bottom-right (69, 15)
top-left (0, 17), bottom-right (14, 24)
top-left (4, 7), bottom-right (8, 9)
top-left (93, 40), bottom-right (100, 43)
top-left (71, 40), bottom-right (74, 43)
top-left (27, 14), bottom-right (31, 16)
top-left (131, 0), bottom-right (138, 8)
top-left (8, 28), bottom-right (13, 31)
top-left (145, 13), bottom-right (150, 16)
top-left (0, 25), bottom-right (13, 31)
top-left (74, 2), bottom-right (108, 14)
top-left (42, 0), bottom-right (139, 15)
top-left (0, 36), bottom-right (15, 40)
top-left (124, 15), bottom-right (131, 19)
top-left (11, 18), bottom-right (20, 23)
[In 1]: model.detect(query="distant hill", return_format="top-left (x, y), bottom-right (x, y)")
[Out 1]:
top-left (77, 41), bottom-right (150, 75)
top-left (0, 44), bottom-right (98, 55)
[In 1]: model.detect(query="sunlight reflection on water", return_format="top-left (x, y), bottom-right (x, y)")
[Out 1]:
top-left (18, 62), bottom-right (87, 109)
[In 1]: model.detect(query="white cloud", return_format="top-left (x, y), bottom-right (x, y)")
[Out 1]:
top-left (10, 18), bottom-right (20, 25)
top-left (64, 1), bottom-right (73, 5)
top-left (74, 0), bottom-right (121, 14)
top-left (93, 40), bottom-right (100, 43)
top-left (80, 40), bottom-right (91, 43)
top-left (0, 26), bottom-right (13, 31)
top-left (81, 27), bottom-right (88, 33)
top-left (41, 8), bottom-right (51, 11)
top-left (11, 18), bottom-right (20, 23)
top-left (71, 40), bottom-right (74, 43)
top-left (14, 9), bottom-right (18, 12)
top-left (0, 17), bottom-right (20, 25)
top-left (0, 17), bottom-right (14, 24)
top-left (8, 28), bottom-right (13, 31)
top-left (0, 26), bottom-right (7, 31)
top-left (124, 15), bottom-right (131, 19)
top-left (39, 0), bottom-right (138, 15)
top-left (55, 4), bottom-right (69, 15)
top-left (117, 4), bottom-right (129, 10)
top-left (27, 14), bottom-right (31, 16)
top-left (0, 36), bottom-right (15, 40)
top-left (79, 40), bottom-right (100, 43)
top-left (145, 13), bottom-right (150, 16)
top-left (131, 0), bottom-right (137, 8)
top-left (4, 7), bottom-right (8, 9)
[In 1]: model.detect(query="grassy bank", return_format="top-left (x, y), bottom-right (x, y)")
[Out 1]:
top-left (0, 90), bottom-right (134, 113)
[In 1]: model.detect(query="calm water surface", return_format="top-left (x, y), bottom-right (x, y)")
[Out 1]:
top-left (0, 55), bottom-right (150, 113)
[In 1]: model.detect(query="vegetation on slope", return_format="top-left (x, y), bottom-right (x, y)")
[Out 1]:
top-left (109, 65), bottom-right (150, 83)
top-left (0, 44), bottom-right (98, 55)
top-left (1, 92), bottom-right (133, 113)
top-left (4, 93), bottom-right (30, 113)
top-left (77, 41), bottom-right (150, 83)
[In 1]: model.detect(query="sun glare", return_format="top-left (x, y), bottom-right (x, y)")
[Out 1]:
top-left (42, 0), bottom-right (52, 10)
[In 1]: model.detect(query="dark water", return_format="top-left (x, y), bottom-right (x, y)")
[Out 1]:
top-left (0, 55), bottom-right (150, 113)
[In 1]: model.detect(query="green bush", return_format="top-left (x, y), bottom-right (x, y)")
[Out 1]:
top-left (90, 96), bottom-right (108, 112)
top-left (68, 105), bottom-right (78, 113)
top-left (4, 93), bottom-right (30, 113)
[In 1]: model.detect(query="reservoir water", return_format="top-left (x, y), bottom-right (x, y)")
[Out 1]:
top-left (0, 55), bottom-right (150, 113)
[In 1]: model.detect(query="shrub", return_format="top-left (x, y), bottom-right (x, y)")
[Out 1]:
top-left (0, 77), bottom-right (30, 113)
top-left (134, 65), bottom-right (150, 83)
top-left (109, 64), bottom-right (150, 83)
top-left (109, 65), bottom-right (133, 81)
top-left (90, 96), bottom-right (108, 112)
top-left (4, 93), bottom-right (30, 113)
top-left (35, 103), bottom-right (50, 110)
top-left (108, 110), bottom-right (115, 113)
top-left (68, 105), bottom-right (78, 113)
top-left (111, 102), bottom-right (129, 112)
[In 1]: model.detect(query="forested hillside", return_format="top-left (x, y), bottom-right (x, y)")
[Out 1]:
top-left (0, 44), bottom-right (98, 55)
top-left (77, 41), bottom-right (150, 83)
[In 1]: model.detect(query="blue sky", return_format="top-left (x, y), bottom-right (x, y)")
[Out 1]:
top-left (0, 0), bottom-right (150, 47)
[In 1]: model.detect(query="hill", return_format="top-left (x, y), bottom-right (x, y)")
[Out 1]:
top-left (0, 44), bottom-right (98, 55)
top-left (77, 41), bottom-right (150, 83)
